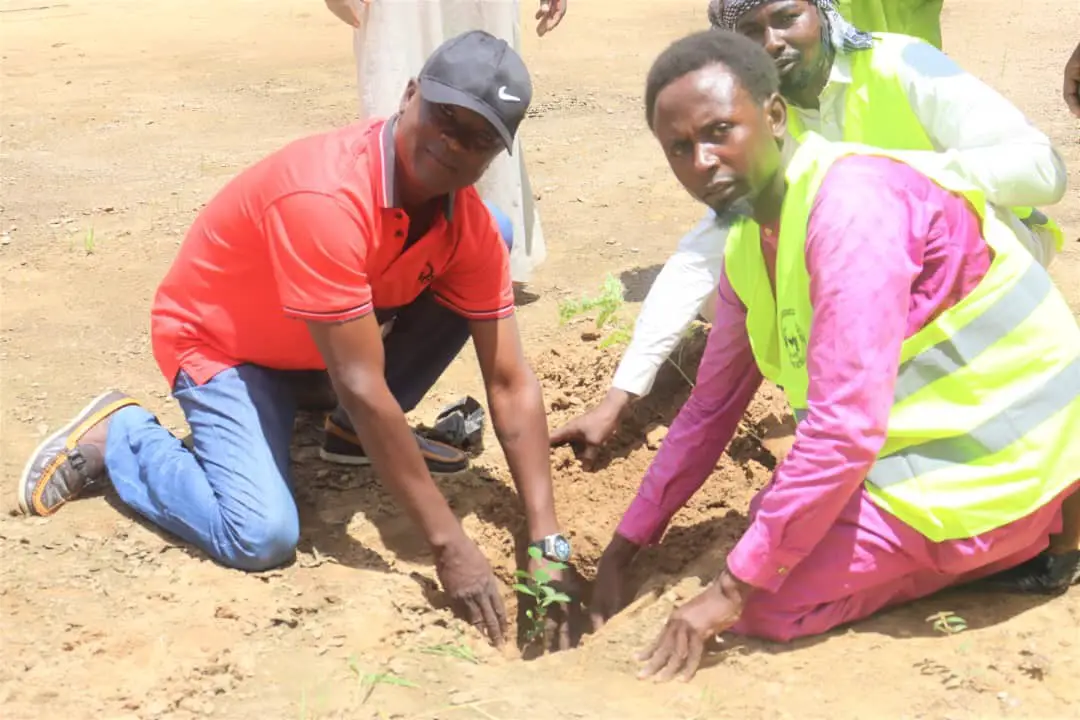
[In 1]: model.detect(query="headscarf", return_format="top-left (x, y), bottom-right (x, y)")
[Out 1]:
top-left (707, 0), bottom-right (874, 53)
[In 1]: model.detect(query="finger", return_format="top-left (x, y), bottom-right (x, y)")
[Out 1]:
top-left (552, 1), bottom-right (568, 28)
top-left (548, 424), bottom-right (574, 446)
top-left (549, 603), bottom-right (572, 652)
top-left (653, 629), bottom-right (689, 683)
top-left (581, 444), bottom-right (599, 469)
top-left (636, 629), bottom-right (675, 680)
top-left (679, 635), bottom-right (706, 683)
top-left (558, 612), bottom-right (572, 651)
top-left (459, 596), bottom-right (489, 640)
top-left (1066, 85), bottom-right (1080, 118)
top-left (477, 587), bottom-right (506, 647)
top-left (535, 2), bottom-right (552, 36)
top-left (634, 624), bottom-right (666, 662)
top-left (543, 609), bottom-right (557, 653)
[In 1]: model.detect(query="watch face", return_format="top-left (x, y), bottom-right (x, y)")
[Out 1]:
top-left (552, 535), bottom-right (571, 562)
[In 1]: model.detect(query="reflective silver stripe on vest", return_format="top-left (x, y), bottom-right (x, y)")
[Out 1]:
top-left (893, 261), bottom-right (1051, 404)
top-left (868, 357), bottom-right (1080, 489)
top-left (790, 262), bottom-right (1049, 425)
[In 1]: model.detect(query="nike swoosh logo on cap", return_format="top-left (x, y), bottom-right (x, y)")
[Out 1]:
top-left (498, 86), bottom-right (521, 102)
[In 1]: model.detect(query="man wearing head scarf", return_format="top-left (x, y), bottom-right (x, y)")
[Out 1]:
top-left (723, 0), bottom-right (944, 49)
top-left (708, 0), bottom-right (1065, 267)
top-left (550, 0), bottom-right (1067, 503)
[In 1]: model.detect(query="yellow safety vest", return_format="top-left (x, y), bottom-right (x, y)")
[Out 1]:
top-left (723, 133), bottom-right (1080, 542)
top-left (834, 1), bottom-right (944, 49)
top-left (786, 33), bottom-right (1064, 255)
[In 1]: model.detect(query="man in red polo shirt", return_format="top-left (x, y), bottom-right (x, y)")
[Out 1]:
top-left (19, 31), bottom-right (570, 646)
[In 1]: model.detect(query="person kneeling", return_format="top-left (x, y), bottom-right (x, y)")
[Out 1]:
top-left (590, 30), bottom-right (1080, 682)
top-left (19, 31), bottom-right (574, 648)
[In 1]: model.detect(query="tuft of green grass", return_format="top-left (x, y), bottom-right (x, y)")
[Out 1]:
top-left (558, 275), bottom-right (697, 387)
top-left (557, 273), bottom-right (626, 327)
top-left (417, 641), bottom-right (481, 665)
top-left (347, 656), bottom-right (418, 706)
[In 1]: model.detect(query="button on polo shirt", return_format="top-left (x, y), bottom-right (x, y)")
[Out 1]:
top-left (151, 117), bottom-right (514, 386)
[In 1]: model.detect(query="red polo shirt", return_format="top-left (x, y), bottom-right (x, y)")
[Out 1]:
top-left (151, 117), bottom-right (514, 386)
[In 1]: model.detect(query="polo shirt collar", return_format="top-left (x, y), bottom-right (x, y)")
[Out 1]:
top-left (378, 114), bottom-right (455, 221)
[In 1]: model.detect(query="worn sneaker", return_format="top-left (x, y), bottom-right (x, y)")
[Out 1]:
top-left (320, 414), bottom-right (469, 474)
top-left (17, 391), bottom-right (139, 516)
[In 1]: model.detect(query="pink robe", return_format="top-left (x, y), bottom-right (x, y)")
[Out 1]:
top-left (617, 156), bottom-right (1073, 641)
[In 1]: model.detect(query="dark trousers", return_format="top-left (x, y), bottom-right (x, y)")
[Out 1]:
top-left (331, 202), bottom-right (514, 428)
top-left (329, 292), bottom-right (472, 429)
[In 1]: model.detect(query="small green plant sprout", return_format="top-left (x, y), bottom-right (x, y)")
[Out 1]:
top-left (513, 545), bottom-right (571, 643)
top-left (557, 275), bottom-right (697, 386)
top-left (927, 610), bottom-right (968, 635)
top-left (417, 640), bottom-right (481, 665)
top-left (83, 226), bottom-right (96, 255)
top-left (347, 656), bottom-right (418, 705)
top-left (557, 273), bottom-right (633, 348)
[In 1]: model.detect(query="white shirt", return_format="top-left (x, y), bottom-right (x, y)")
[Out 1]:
top-left (610, 43), bottom-right (1068, 398)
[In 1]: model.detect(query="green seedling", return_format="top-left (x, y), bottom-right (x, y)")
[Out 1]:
top-left (297, 687), bottom-right (329, 720)
top-left (557, 275), bottom-right (696, 386)
top-left (347, 656), bottom-right (418, 706)
top-left (298, 689), bottom-right (309, 720)
top-left (927, 610), bottom-right (968, 635)
top-left (513, 545), bottom-right (571, 644)
top-left (418, 641), bottom-right (481, 665)
top-left (557, 273), bottom-right (627, 333)
top-left (84, 226), bottom-right (96, 255)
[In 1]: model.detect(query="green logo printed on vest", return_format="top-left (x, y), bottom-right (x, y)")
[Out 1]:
top-left (780, 309), bottom-right (807, 370)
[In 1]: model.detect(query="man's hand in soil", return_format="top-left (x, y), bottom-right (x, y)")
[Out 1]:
top-left (436, 532), bottom-right (508, 645)
top-left (1065, 41), bottom-right (1080, 118)
top-left (589, 532), bottom-right (640, 630)
top-left (535, 0), bottom-right (568, 37)
top-left (636, 571), bottom-right (749, 683)
top-left (549, 388), bottom-right (633, 469)
top-left (324, 0), bottom-right (364, 27)
top-left (308, 315), bottom-right (505, 645)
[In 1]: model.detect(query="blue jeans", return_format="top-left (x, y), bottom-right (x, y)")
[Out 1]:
top-left (105, 205), bottom-right (513, 571)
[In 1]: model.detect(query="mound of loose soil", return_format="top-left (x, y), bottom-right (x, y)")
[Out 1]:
top-left (286, 323), bottom-right (792, 648)
top-left (531, 325), bottom-right (791, 590)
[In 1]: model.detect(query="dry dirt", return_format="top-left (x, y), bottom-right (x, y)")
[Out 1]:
top-left (2, 1), bottom-right (1079, 718)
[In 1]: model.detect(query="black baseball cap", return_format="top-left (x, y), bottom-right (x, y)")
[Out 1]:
top-left (417, 30), bottom-right (533, 154)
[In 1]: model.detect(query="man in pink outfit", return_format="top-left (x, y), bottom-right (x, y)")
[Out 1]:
top-left (587, 30), bottom-right (1080, 682)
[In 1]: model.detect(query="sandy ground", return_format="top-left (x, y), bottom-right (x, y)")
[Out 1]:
top-left (2, 0), bottom-right (1079, 718)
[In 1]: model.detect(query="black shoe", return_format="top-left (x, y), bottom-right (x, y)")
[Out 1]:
top-left (319, 414), bottom-right (469, 474)
top-left (980, 550), bottom-right (1080, 595)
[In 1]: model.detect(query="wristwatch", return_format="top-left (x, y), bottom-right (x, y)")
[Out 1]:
top-left (530, 533), bottom-right (572, 563)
